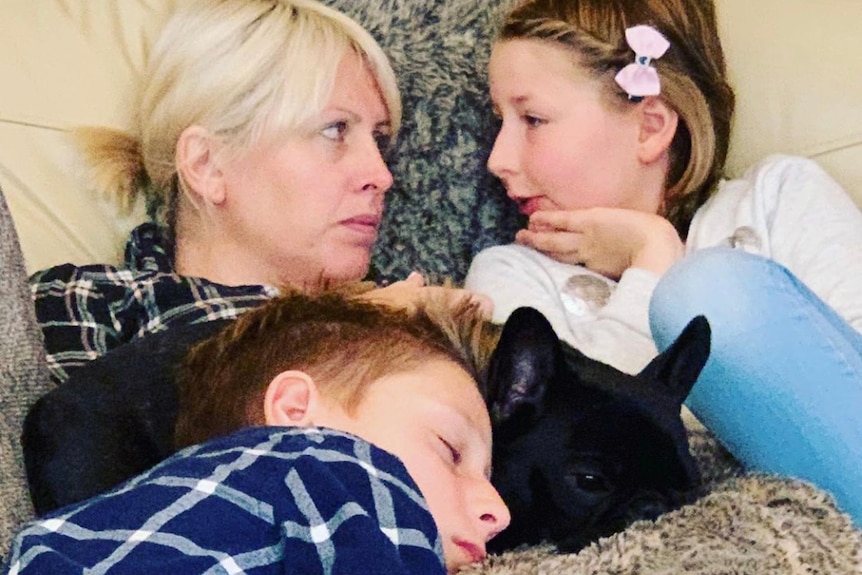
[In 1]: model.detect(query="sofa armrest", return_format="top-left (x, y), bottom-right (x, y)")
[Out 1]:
top-left (0, 185), bottom-right (53, 558)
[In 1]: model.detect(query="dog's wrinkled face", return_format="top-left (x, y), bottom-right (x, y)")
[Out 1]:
top-left (485, 307), bottom-right (710, 553)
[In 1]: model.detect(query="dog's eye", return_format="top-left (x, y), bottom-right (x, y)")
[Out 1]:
top-left (567, 472), bottom-right (611, 494)
top-left (576, 473), bottom-right (608, 492)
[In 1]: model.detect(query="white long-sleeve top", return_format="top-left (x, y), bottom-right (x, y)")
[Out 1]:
top-left (465, 155), bottom-right (862, 374)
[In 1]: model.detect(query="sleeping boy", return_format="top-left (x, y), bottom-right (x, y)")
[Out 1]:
top-left (5, 292), bottom-right (510, 574)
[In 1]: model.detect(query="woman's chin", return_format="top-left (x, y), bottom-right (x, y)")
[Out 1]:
top-left (322, 254), bottom-right (372, 285)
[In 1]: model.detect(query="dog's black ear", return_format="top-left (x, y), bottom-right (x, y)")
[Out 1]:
top-left (639, 315), bottom-right (711, 404)
top-left (486, 307), bottom-right (562, 434)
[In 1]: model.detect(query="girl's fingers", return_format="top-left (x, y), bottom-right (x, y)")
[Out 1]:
top-left (404, 271), bottom-right (426, 286)
top-left (516, 228), bottom-right (581, 256)
top-left (528, 210), bottom-right (583, 232)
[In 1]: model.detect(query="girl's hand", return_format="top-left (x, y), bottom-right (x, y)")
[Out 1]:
top-left (515, 208), bottom-right (684, 280)
top-left (358, 272), bottom-right (494, 318)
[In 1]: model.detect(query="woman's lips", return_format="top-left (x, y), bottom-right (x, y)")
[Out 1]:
top-left (340, 214), bottom-right (381, 244)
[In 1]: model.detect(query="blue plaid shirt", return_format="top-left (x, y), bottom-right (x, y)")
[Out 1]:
top-left (30, 223), bottom-right (277, 384)
top-left (5, 427), bottom-right (446, 574)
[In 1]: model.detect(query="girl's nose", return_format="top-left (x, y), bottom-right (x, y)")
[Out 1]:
top-left (486, 124), bottom-right (515, 180)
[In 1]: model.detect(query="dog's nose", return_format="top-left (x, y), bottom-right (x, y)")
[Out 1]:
top-left (627, 493), bottom-right (671, 521)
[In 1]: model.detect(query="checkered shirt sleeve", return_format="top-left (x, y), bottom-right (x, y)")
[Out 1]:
top-left (5, 427), bottom-right (446, 575)
top-left (29, 223), bottom-right (275, 384)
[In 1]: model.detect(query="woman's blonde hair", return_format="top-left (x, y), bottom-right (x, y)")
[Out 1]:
top-left (77, 0), bottom-right (400, 232)
top-left (499, 0), bottom-right (735, 237)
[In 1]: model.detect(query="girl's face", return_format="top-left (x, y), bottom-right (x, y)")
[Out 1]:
top-left (215, 51), bottom-right (394, 287)
top-left (487, 39), bottom-right (664, 217)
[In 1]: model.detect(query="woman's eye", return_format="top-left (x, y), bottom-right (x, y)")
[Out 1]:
top-left (321, 121), bottom-right (348, 141)
top-left (373, 131), bottom-right (392, 153)
top-left (524, 114), bottom-right (545, 128)
top-left (439, 437), bottom-right (462, 465)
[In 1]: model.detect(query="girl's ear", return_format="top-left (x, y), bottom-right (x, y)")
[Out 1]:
top-left (176, 125), bottom-right (227, 206)
top-left (263, 370), bottom-right (321, 427)
top-left (636, 97), bottom-right (678, 165)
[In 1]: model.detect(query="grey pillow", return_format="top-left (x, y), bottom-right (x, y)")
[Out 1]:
top-left (323, 0), bottom-right (522, 285)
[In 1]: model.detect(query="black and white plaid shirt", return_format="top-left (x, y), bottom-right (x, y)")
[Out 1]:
top-left (5, 426), bottom-right (446, 574)
top-left (30, 223), bottom-right (278, 384)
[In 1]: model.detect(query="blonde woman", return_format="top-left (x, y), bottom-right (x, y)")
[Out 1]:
top-left (31, 0), bottom-right (484, 385)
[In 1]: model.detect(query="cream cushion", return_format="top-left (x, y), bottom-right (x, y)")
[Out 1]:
top-left (719, 0), bottom-right (862, 198)
top-left (0, 0), bottom-right (860, 274)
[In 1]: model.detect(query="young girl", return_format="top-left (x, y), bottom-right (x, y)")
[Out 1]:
top-left (31, 0), bottom-right (487, 386)
top-left (465, 0), bottom-right (862, 525)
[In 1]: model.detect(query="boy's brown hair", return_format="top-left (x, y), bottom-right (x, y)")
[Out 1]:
top-left (174, 289), bottom-right (489, 449)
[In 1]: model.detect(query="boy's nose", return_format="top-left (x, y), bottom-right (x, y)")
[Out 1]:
top-left (477, 481), bottom-right (511, 541)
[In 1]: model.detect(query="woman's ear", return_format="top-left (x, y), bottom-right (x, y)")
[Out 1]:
top-left (263, 370), bottom-right (321, 427)
top-left (636, 97), bottom-right (679, 165)
top-left (176, 125), bottom-right (227, 206)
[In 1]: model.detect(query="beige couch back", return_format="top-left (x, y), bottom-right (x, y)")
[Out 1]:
top-left (1, 0), bottom-right (860, 274)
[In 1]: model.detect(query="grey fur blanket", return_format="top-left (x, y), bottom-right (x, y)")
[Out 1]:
top-left (465, 417), bottom-right (862, 574)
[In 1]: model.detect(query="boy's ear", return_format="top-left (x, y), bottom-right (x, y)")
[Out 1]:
top-left (636, 96), bottom-right (678, 165)
top-left (263, 370), bottom-right (321, 427)
top-left (176, 125), bottom-right (227, 206)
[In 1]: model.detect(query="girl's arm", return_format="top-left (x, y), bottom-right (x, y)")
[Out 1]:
top-left (759, 156), bottom-right (862, 333)
top-left (465, 244), bottom-right (659, 374)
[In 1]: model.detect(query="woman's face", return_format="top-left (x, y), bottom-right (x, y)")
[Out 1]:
top-left (216, 51), bottom-right (394, 287)
top-left (487, 39), bottom-right (663, 217)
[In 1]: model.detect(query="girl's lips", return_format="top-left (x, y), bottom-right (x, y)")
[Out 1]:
top-left (516, 197), bottom-right (542, 216)
top-left (454, 539), bottom-right (485, 564)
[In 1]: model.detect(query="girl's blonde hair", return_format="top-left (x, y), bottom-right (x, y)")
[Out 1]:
top-left (77, 0), bottom-right (401, 231)
top-left (499, 0), bottom-right (735, 237)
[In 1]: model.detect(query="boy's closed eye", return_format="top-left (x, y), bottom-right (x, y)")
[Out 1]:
top-left (438, 436), bottom-right (463, 465)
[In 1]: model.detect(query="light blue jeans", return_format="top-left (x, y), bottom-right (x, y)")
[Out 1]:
top-left (649, 247), bottom-right (862, 526)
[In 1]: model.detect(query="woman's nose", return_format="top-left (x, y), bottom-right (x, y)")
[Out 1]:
top-left (359, 138), bottom-right (394, 194)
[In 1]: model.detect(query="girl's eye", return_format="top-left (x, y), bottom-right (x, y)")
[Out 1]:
top-left (321, 121), bottom-right (348, 141)
top-left (439, 437), bottom-right (462, 465)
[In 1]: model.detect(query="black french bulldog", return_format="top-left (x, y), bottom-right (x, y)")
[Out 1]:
top-left (23, 319), bottom-right (232, 515)
top-left (484, 307), bottom-right (710, 553)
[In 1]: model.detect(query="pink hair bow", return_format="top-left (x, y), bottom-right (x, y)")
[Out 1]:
top-left (614, 25), bottom-right (670, 100)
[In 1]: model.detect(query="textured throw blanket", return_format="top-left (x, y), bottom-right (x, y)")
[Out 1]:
top-left (465, 417), bottom-right (862, 574)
